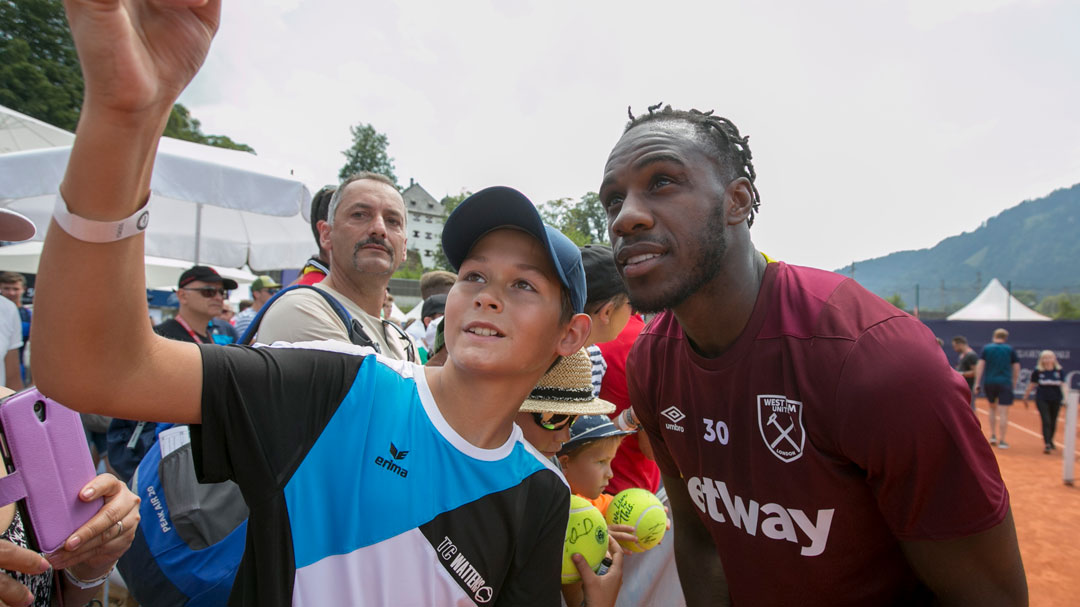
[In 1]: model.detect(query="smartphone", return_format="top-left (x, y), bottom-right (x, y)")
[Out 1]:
top-left (0, 389), bottom-right (102, 554)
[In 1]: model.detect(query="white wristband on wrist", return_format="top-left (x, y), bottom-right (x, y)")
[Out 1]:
top-left (614, 407), bottom-right (639, 432)
top-left (63, 563), bottom-right (114, 589)
top-left (53, 191), bottom-right (150, 243)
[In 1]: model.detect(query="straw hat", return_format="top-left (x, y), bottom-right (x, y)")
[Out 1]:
top-left (519, 348), bottom-right (616, 415)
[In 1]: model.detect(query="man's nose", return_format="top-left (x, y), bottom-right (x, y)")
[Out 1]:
top-left (609, 192), bottom-right (653, 239)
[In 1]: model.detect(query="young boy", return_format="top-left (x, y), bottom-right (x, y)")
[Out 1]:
top-left (580, 245), bottom-right (632, 398)
top-left (34, 40), bottom-right (594, 598)
top-left (557, 415), bottom-right (633, 511)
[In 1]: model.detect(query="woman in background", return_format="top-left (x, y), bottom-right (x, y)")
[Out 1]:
top-left (1023, 350), bottom-right (1068, 454)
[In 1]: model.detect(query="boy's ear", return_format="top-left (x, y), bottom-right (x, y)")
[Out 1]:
top-left (555, 313), bottom-right (591, 357)
top-left (557, 454), bottom-right (570, 468)
top-left (317, 220), bottom-right (332, 253)
top-left (596, 300), bottom-right (616, 326)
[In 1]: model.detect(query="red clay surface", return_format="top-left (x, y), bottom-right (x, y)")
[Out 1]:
top-left (973, 397), bottom-right (1080, 607)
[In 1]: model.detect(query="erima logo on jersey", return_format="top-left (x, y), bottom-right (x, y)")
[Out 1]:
top-left (374, 442), bottom-right (409, 478)
top-left (687, 476), bottom-right (834, 557)
top-left (437, 536), bottom-right (494, 603)
top-left (661, 406), bottom-right (686, 432)
top-left (757, 395), bottom-right (805, 462)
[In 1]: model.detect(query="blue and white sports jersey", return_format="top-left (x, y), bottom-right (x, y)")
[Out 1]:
top-left (193, 343), bottom-right (569, 606)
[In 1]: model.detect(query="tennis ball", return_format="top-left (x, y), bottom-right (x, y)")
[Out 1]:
top-left (605, 488), bottom-right (666, 552)
top-left (561, 495), bottom-right (608, 584)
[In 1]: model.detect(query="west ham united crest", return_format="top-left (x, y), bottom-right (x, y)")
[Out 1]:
top-left (757, 394), bottom-right (805, 463)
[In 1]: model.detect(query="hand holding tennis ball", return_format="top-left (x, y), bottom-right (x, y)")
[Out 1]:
top-left (562, 495), bottom-right (609, 583)
top-left (605, 488), bottom-right (667, 552)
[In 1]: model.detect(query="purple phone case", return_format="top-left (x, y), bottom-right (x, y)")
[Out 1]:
top-left (0, 390), bottom-right (102, 553)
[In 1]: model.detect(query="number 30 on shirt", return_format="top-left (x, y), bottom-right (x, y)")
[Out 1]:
top-left (703, 418), bottom-right (729, 445)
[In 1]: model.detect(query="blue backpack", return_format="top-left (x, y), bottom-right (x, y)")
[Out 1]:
top-left (116, 286), bottom-right (369, 605)
top-left (238, 284), bottom-right (373, 347)
top-left (118, 424), bottom-right (248, 607)
top-left (106, 419), bottom-right (158, 484)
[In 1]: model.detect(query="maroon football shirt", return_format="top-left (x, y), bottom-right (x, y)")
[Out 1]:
top-left (629, 262), bottom-right (1008, 605)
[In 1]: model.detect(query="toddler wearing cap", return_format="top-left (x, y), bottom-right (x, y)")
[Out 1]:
top-left (557, 415), bottom-right (633, 512)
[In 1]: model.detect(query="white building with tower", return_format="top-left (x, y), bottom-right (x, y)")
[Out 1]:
top-left (402, 179), bottom-right (445, 267)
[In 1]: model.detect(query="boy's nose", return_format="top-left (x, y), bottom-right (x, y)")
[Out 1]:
top-left (473, 287), bottom-right (502, 312)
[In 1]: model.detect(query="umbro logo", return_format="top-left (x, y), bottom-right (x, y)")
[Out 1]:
top-left (661, 406), bottom-right (686, 433)
top-left (375, 442), bottom-right (409, 478)
top-left (661, 406), bottom-right (686, 423)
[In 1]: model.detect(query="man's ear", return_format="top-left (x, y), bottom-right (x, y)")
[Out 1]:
top-left (317, 220), bottom-right (332, 254)
top-left (725, 177), bottom-right (754, 226)
top-left (555, 313), bottom-right (592, 357)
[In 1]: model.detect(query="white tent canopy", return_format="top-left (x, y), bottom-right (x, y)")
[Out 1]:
top-left (0, 137), bottom-right (313, 270)
top-left (0, 105), bottom-right (74, 154)
top-left (947, 278), bottom-right (1051, 321)
top-left (0, 242), bottom-right (258, 290)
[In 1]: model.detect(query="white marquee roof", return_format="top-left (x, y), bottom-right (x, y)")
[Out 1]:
top-left (947, 278), bottom-right (1051, 321)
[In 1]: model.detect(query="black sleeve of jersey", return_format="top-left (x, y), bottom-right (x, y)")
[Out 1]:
top-left (496, 478), bottom-right (569, 607)
top-left (190, 344), bottom-right (365, 505)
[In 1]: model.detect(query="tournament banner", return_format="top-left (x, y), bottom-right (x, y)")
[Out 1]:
top-left (921, 320), bottom-right (1080, 394)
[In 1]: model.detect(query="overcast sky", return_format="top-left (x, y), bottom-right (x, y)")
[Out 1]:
top-left (178, 0), bottom-right (1080, 271)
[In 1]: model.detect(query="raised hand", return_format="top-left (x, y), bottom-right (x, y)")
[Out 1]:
top-left (64, 0), bottom-right (221, 118)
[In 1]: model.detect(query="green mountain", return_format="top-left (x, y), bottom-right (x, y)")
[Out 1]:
top-left (838, 183), bottom-right (1080, 315)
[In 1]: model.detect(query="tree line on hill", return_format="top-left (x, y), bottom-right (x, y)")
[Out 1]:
top-left (848, 183), bottom-right (1080, 320)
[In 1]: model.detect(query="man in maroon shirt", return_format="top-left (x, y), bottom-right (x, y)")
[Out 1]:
top-left (598, 105), bottom-right (1026, 605)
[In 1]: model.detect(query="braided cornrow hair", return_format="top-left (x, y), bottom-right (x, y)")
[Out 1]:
top-left (625, 104), bottom-right (761, 227)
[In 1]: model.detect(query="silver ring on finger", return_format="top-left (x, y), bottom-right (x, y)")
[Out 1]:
top-left (116, 519), bottom-right (124, 536)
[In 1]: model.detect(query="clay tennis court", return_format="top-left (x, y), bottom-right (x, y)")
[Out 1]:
top-left (973, 398), bottom-right (1079, 607)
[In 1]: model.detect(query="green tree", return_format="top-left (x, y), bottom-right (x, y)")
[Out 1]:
top-left (1011, 289), bottom-right (1038, 309)
top-left (426, 191), bottom-right (471, 271)
top-left (538, 192), bottom-right (609, 246)
top-left (339, 122), bottom-right (396, 184)
top-left (884, 293), bottom-right (907, 311)
top-left (0, 0), bottom-right (83, 130)
top-left (1036, 293), bottom-right (1080, 320)
top-left (164, 103), bottom-right (254, 152)
top-left (1, 0), bottom-right (253, 151)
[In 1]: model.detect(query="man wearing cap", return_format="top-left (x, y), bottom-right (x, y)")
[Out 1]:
top-left (233, 275), bottom-right (282, 337)
top-left (155, 266), bottom-right (238, 345)
top-left (419, 293), bottom-right (445, 355)
top-left (405, 271), bottom-right (457, 346)
top-left (254, 173), bottom-right (416, 361)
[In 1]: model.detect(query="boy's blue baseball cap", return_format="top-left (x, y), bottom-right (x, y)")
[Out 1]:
top-left (442, 186), bottom-right (586, 314)
top-left (558, 415), bottom-right (633, 456)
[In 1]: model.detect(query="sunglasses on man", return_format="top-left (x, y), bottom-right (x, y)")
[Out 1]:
top-left (180, 286), bottom-right (229, 298)
top-left (531, 412), bottom-right (577, 431)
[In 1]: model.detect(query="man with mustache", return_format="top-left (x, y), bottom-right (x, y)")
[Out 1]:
top-left (255, 172), bottom-right (417, 361)
top-left (602, 105), bottom-right (1026, 605)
